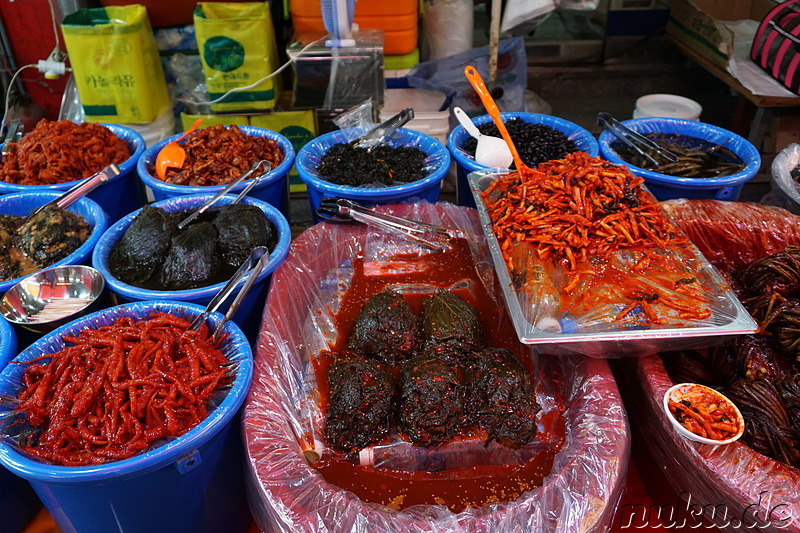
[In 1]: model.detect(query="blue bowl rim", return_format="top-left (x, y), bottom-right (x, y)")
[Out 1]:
top-left (137, 125), bottom-right (296, 196)
top-left (0, 316), bottom-right (15, 365)
top-left (597, 117), bottom-right (762, 187)
top-left (0, 123), bottom-right (146, 192)
top-left (0, 300), bottom-right (253, 481)
top-left (92, 193), bottom-right (291, 301)
top-left (0, 191), bottom-right (110, 294)
top-left (447, 111), bottom-right (600, 171)
top-left (295, 127), bottom-right (451, 197)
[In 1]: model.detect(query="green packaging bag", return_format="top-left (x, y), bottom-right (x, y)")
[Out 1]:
top-left (61, 6), bottom-right (171, 124)
top-left (194, 2), bottom-right (282, 112)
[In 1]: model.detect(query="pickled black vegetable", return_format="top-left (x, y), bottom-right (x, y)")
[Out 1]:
top-left (465, 348), bottom-right (540, 449)
top-left (159, 222), bottom-right (220, 290)
top-left (324, 357), bottom-right (395, 454)
top-left (399, 355), bottom-right (464, 446)
top-left (734, 335), bottom-right (792, 383)
top-left (213, 204), bottom-right (275, 268)
top-left (14, 205), bottom-right (90, 267)
top-left (317, 143), bottom-right (427, 187)
top-left (421, 289), bottom-right (482, 365)
top-left (347, 289), bottom-right (422, 366)
top-left (462, 118), bottom-right (577, 169)
top-left (109, 206), bottom-right (178, 285)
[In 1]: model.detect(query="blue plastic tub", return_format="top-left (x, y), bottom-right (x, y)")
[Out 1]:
top-left (137, 125), bottom-right (295, 218)
top-left (598, 117), bottom-right (762, 201)
top-left (0, 316), bottom-right (15, 370)
top-left (0, 124), bottom-right (146, 222)
top-left (0, 192), bottom-right (109, 295)
top-left (295, 127), bottom-right (451, 221)
top-left (448, 112), bottom-right (599, 207)
top-left (0, 300), bottom-right (253, 533)
top-left (92, 194), bottom-right (291, 339)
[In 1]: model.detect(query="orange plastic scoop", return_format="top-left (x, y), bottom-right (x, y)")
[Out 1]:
top-left (155, 118), bottom-right (203, 180)
top-left (463, 66), bottom-right (533, 175)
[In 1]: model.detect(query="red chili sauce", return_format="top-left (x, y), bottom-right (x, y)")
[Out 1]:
top-left (311, 237), bottom-right (566, 512)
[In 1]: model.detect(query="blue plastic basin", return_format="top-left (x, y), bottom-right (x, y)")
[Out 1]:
top-left (448, 112), bottom-right (599, 207)
top-left (137, 125), bottom-right (295, 218)
top-left (0, 192), bottom-right (109, 295)
top-left (0, 124), bottom-right (146, 222)
top-left (0, 301), bottom-right (254, 533)
top-left (598, 117), bottom-right (761, 201)
top-left (295, 127), bottom-right (451, 221)
top-left (92, 194), bottom-right (291, 339)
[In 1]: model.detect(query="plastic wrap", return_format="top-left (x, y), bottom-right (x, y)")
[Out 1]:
top-left (0, 191), bottom-right (110, 295)
top-left (242, 202), bottom-right (630, 532)
top-left (598, 117), bottom-right (761, 202)
top-left (0, 300), bottom-right (253, 533)
top-left (632, 200), bottom-right (800, 532)
top-left (0, 316), bottom-right (16, 370)
top-left (762, 143), bottom-right (800, 215)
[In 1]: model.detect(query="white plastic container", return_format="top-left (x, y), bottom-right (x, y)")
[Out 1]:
top-left (633, 94), bottom-right (702, 121)
top-left (379, 88), bottom-right (450, 146)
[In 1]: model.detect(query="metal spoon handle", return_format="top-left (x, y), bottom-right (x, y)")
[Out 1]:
top-left (29, 164), bottom-right (119, 217)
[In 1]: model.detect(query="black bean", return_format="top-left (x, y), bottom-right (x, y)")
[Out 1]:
top-left (317, 143), bottom-right (427, 186)
top-left (461, 118), bottom-right (578, 169)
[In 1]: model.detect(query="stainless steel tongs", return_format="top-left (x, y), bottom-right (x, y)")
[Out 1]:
top-left (26, 163), bottom-right (120, 219)
top-left (352, 108), bottom-right (415, 152)
top-left (316, 198), bottom-right (454, 252)
top-left (1, 119), bottom-right (23, 157)
top-left (598, 112), bottom-right (679, 167)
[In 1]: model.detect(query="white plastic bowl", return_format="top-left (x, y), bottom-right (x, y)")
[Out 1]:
top-left (663, 382), bottom-right (744, 445)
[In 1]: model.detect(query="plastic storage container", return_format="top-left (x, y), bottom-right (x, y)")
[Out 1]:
top-left (762, 143), bottom-right (800, 215)
top-left (289, 0), bottom-right (418, 55)
top-left (0, 124), bottom-right (145, 222)
top-left (379, 88), bottom-right (449, 146)
top-left (92, 194), bottom-right (291, 339)
top-left (598, 117), bottom-right (761, 201)
top-left (295, 127), bottom-right (450, 221)
top-left (0, 192), bottom-right (110, 295)
top-left (0, 300), bottom-right (254, 533)
top-left (448, 112), bottom-right (599, 207)
top-left (633, 94), bottom-right (702, 120)
top-left (136, 125), bottom-right (295, 218)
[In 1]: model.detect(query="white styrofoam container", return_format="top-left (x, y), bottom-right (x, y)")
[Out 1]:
top-left (379, 88), bottom-right (450, 146)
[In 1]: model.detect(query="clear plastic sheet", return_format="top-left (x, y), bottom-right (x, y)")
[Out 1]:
top-left (762, 143), bottom-right (800, 216)
top-left (632, 200), bottom-right (800, 532)
top-left (242, 202), bottom-right (630, 532)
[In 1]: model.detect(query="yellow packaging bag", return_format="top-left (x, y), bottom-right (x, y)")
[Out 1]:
top-left (61, 6), bottom-right (170, 124)
top-left (194, 2), bottom-right (282, 112)
top-left (250, 110), bottom-right (316, 192)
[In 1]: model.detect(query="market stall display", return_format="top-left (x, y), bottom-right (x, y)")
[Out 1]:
top-left (92, 194), bottom-right (290, 338)
top-left (598, 117), bottom-right (761, 201)
top-left (0, 300), bottom-right (253, 533)
top-left (295, 127), bottom-right (450, 221)
top-left (137, 125), bottom-right (295, 216)
top-left (0, 192), bottom-right (109, 294)
top-left (242, 202), bottom-right (629, 532)
top-left (0, 123), bottom-right (145, 222)
top-left (632, 200), bottom-right (800, 532)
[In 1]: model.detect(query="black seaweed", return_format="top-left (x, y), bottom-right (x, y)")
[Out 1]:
top-left (324, 357), bottom-right (395, 454)
top-left (159, 222), bottom-right (220, 290)
top-left (462, 118), bottom-right (577, 169)
top-left (14, 205), bottom-right (90, 267)
top-left (109, 206), bottom-right (178, 285)
top-left (421, 289), bottom-right (482, 365)
top-left (464, 348), bottom-right (540, 449)
top-left (399, 355), bottom-right (464, 446)
top-left (317, 143), bottom-right (427, 186)
top-left (213, 204), bottom-right (275, 268)
top-left (347, 289), bottom-right (422, 366)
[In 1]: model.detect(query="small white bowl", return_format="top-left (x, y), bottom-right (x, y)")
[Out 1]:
top-left (663, 383), bottom-right (744, 445)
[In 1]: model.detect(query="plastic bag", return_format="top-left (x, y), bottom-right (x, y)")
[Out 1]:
top-left (630, 200), bottom-right (800, 532)
top-left (242, 202), bottom-right (630, 532)
top-left (422, 0), bottom-right (474, 60)
top-left (61, 6), bottom-right (171, 124)
top-left (762, 143), bottom-right (800, 216)
top-left (194, 2), bottom-right (281, 112)
top-left (407, 37), bottom-right (529, 128)
top-left (331, 99), bottom-right (375, 142)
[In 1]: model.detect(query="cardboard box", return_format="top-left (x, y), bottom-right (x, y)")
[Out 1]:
top-left (666, 0), bottom-right (778, 67)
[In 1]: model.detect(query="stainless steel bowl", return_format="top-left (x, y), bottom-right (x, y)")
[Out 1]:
top-left (0, 265), bottom-right (105, 332)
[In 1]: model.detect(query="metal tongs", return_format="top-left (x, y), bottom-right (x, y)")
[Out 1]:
top-left (316, 198), bottom-right (454, 252)
top-left (1, 119), bottom-right (23, 157)
top-left (177, 159), bottom-right (272, 230)
top-left (352, 108), bottom-right (415, 152)
top-left (187, 246), bottom-right (270, 343)
top-left (598, 112), bottom-right (679, 167)
top-left (26, 163), bottom-right (120, 219)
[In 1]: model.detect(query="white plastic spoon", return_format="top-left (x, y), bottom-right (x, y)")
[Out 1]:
top-left (454, 106), bottom-right (513, 169)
